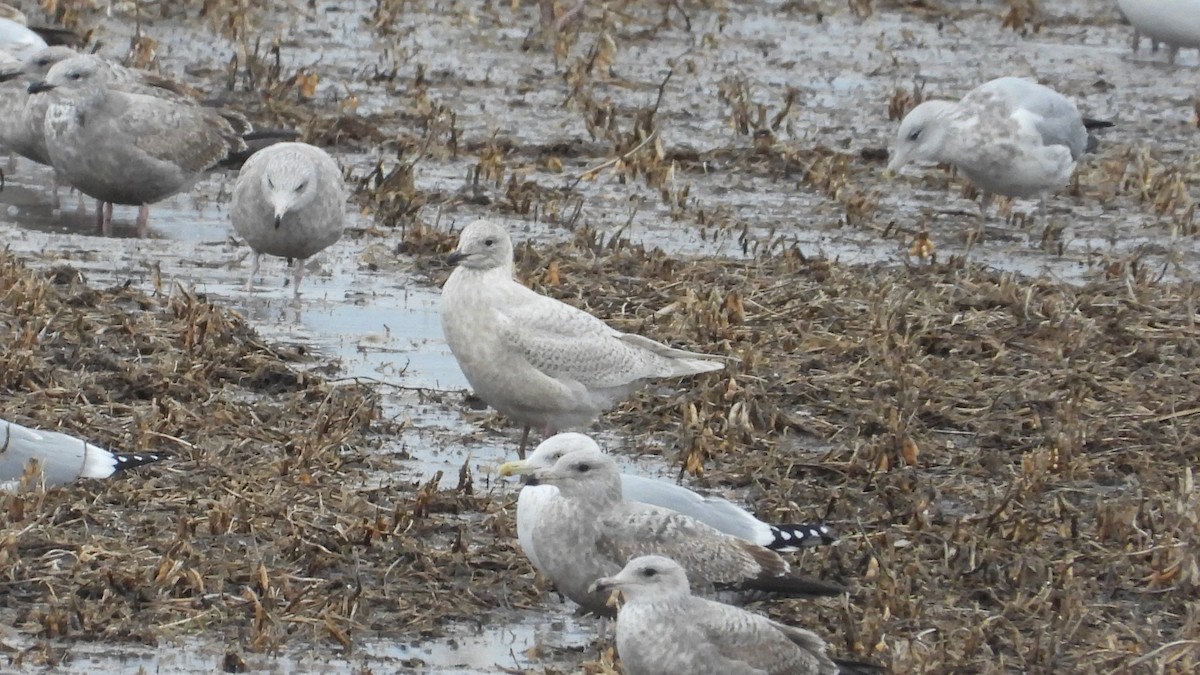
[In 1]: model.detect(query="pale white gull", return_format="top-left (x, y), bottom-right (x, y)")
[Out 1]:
top-left (0, 17), bottom-right (46, 60)
top-left (1117, 0), bottom-right (1200, 65)
top-left (888, 77), bottom-right (1111, 223)
top-left (441, 219), bottom-right (725, 457)
top-left (498, 442), bottom-right (845, 615)
top-left (508, 433), bottom-right (835, 576)
top-left (590, 556), bottom-right (877, 675)
top-left (230, 142), bottom-right (346, 299)
top-left (28, 55), bottom-right (250, 236)
top-left (1, 417), bottom-right (161, 492)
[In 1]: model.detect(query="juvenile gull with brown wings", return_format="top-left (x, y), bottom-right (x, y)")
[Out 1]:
top-left (441, 220), bottom-right (724, 457)
top-left (499, 441), bottom-right (845, 615)
top-left (591, 556), bottom-right (877, 675)
top-left (28, 55), bottom-right (250, 235)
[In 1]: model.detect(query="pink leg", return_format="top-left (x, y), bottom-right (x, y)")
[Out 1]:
top-left (135, 205), bottom-right (150, 237)
top-left (244, 253), bottom-right (260, 292)
top-left (291, 258), bottom-right (305, 300)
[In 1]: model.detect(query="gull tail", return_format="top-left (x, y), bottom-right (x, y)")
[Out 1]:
top-left (766, 523), bottom-right (838, 552)
top-left (617, 334), bottom-right (727, 376)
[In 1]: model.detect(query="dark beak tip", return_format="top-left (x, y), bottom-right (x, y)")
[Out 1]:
top-left (27, 82), bottom-right (54, 94)
top-left (273, 215), bottom-right (282, 229)
top-left (445, 251), bottom-right (467, 266)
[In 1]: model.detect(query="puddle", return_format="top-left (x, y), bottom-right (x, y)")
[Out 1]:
top-left (1, 0), bottom-right (1198, 671)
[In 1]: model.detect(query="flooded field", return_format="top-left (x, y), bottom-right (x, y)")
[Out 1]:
top-left (1, 0), bottom-right (1198, 673)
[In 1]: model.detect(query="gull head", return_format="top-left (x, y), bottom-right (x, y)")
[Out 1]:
top-left (502, 445), bottom-right (622, 503)
top-left (499, 433), bottom-right (604, 484)
top-left (887, 99), bottom-right (956, 173)
top-left (260, 151), bottom-right (320, 229)
top-left (22, 46), bottom-right (77, 80)
top-left (29, 54), bottom-right (104, 95)
top-left (446, 219), bottom-right (514, 271)
top-left (588, 555), bottom-right (690, 602)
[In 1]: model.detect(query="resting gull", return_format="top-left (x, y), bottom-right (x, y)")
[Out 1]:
top-left (499, 444), bottom-right (845, 615)
top-left (0, 17), bottom-right (46, 59)
top-left (231, 142), bottom-right (347, 298)
top-left (590, 556), bottom-right (877, 675)
top-left (1117, 0), bottom-right (1200, 65)
top-left (888, 77), bottom-right (1111, 223)
top-left (1, 417), bottom-right (161, 492)
top-left (441, 219), bottom-right (724, 457)
top-left (509, 433), bottom-right (835, 577)
top-left (28, 55), bottom-right (250, 236)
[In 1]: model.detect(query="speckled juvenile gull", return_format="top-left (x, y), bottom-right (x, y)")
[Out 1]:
top-left (510, 434), bottom-right (835, 575)
top-left (590, 556), bottom-right (850, 675)
top-left (888, 77), bottom-right (1111, 222)
top-left (1, 417), bottom-right (161, 492)
top-left (231, 142), bottom-right (347, 298)
top-left (499, 442), bottom-right (845, 615)
top-left (1117, 0), bottom-right (1200, 65)
top-left (29, 55), bottom-right (249, 236)
top-left (441, 219), bottom-right (725, 457)
top-left (0, 17), bottom-right (46, 59)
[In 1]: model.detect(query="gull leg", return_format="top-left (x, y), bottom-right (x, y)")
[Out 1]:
top-left (135, 205), bottom-right (150, 238)
top-left (1167, 44), bottom-right (1178, 65)
top-left (292, 257), bottom-right (305, 301)
top-left (244, 253), bottom-right (260, 292)
top-left (518, 426), bottom-right (531, 459)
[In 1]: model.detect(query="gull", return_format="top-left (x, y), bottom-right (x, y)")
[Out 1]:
top-left (1, 417), bottom-right (161, 492)
top-left (230, 142), bottom-right (347, 299)
top-left (441, 219), bottom-right (724, 457)
top-left (1117, 0), bottom-right (1200, 65)
top-left (0, 17), bottom-right (46, 60)
top-left (591, 556), bottom-right (879, 675)
top-left (507, 433), bottom-right (835, 577)
top-left (499, 444), bottom-right (845, 615)
top-left (28, 55), bottom-right (251, 236)
top-left (888, 77), bottom-right (1111, 224)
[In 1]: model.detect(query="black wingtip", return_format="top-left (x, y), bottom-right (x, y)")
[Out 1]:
top-left (768, 523), bottom-right (838, 551)
top-left (1082, 118), bottom-right (1116, 130)
top-left (833, 657), bottom-right (889, 674)
top-left (112, 452), bottom-right (164, 473)
top-left (744, 573), bottom-right (848, 598)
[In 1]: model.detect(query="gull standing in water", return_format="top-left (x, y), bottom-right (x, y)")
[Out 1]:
top-left (441, 220), bottom-right (724, 457)
top-left (888, 77), bottom-right (1111, 225)
top-left (28, 55), bottom-right (250, 236)
top-left (230, 142), bottom-right (347, 299)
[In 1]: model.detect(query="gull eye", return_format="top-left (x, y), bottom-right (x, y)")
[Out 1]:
top-left (642, 567), bottom-right (658, 577)
top-left (294, 182), bottom-right (307, 193)
top-left (907, 129), bottom-right (921, 142)
top-left (484, 238), bottom-right (495, 246)
top-left (576, 463), bottom-right (590, 473)
top-left (267, 179), bottom-right (275, 189)
top-left (69, 71), bottom-right (82, 80)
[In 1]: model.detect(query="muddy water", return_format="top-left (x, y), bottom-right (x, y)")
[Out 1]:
top-left (1, 0), bottom-right (1197, 671)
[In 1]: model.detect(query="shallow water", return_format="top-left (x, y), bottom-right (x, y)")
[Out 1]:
top-left (1, 0), bottom-right (1197, 671)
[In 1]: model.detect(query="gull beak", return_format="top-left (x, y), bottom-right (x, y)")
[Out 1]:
top-left (498, 459), bottom-right (533, 477)
top-left (587, 577), bottom-right (624, 609)
top-left (446, 250), bottom-right (468, 266)
top-left (885, 149), bottom-right (908, 174)
top-left (588, 576), bottom-right (617, 595)
top-left (27, 81), bottom-right (54, 94)
top-left (0, 71), bottom-right (20, 84)
top-left (273, 210), bottom-right (284, 229)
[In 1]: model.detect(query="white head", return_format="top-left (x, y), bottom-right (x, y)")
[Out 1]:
top-left (887, 99), bottom-right (956, 172)
top-left (257, 146), bottom-right (321, 228)
top-left (446, 220), bottom-right (514, 272)
top-left (588, 555), bottom-right (691, 602)
top-left (524, 433), bottom-right (604, 471)
top-left (500, 442), bottom-right (623, 506)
